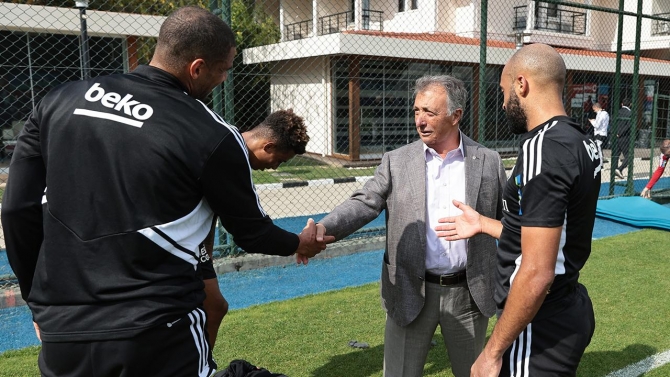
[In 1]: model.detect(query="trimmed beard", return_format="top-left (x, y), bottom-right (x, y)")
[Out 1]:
top-left (505, 91), bottom-right (528, 135)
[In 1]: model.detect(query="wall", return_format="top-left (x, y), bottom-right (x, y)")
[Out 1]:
top-left (383, 0), bottom-right (436, 33)
top-left (270, 56), bottom-right (333, 156)
top-left (481, 0), bottom-right (522, 41)
top-left (282, 0), bottom-right (314, 31)
top-left (435, 0), bottom-right (475, 36)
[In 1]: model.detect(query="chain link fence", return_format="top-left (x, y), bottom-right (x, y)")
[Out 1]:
top-left (1, 0), bottom-right (670, 343)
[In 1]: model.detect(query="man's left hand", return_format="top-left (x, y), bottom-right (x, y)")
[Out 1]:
top-left (33, 321), bottom-right (41, 341)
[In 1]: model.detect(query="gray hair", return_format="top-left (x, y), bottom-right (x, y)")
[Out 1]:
top-left (414, 75), bottom-right (467, 115)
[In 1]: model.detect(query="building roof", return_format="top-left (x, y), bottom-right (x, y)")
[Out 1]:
top-left (343, 30), bottom-right (516, 48)
top-left (0, 2), bottom-right (165, 38)
top-left (244, 30), bottom-right (670, 77)
top-left (344, 30), bottom-right (669, 64)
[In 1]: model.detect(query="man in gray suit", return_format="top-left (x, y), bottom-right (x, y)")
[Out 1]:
top-left (313, 75), bottom-right (506, 377)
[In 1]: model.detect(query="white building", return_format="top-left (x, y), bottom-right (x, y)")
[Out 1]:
top-left (245, 0), bottom-right (670, 160)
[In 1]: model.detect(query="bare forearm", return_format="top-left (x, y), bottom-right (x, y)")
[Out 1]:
top-left (484, 267), bottom-right (554, 358)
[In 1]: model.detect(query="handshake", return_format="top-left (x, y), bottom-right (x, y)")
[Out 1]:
top-left (294, 219), bottom-right (335, 265)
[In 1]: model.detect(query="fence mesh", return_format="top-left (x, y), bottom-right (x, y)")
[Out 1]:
top-left (1, 0), bottom-right (670, 347)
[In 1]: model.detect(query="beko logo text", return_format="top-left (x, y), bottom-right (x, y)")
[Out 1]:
top-left (85, 83), bottom-right (153, 120)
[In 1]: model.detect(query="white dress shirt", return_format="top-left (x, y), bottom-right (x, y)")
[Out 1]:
top-left (424, 135), bottom-right (467, 274)
top-left (593, 109), bottom-right (609, 137)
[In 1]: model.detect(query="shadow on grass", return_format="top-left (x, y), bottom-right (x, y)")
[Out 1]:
top-left (277, 168), bottom-right (311, 175)
top-left (310, 344), bottom-right (384, 377)
top-left (310, 336), bottom-right (454, 377)
top-left (579, 343), bottom-right (657, 376)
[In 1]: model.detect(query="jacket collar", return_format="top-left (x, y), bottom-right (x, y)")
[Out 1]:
top-left (131, 65), bottom-right (189, 94)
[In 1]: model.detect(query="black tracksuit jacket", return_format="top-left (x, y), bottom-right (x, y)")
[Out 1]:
top-left (1, 65), bottom-right (298, 342)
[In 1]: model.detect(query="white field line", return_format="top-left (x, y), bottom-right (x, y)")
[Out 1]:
top-left (605, 349), bottom-right (670, 377)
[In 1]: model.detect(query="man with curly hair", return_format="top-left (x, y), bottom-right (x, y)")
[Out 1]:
top-left (243, 108), bottom-right (309, 170)
top-left (201, 108), bottom-right (311, 348)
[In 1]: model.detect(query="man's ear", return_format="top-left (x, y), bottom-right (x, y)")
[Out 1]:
top-left (451, 108), bottom-right (463, 124)
top-left (515, 75), bottom-right (530, 98)
top-left (262, 141), bottom-right (277, 154)
top-left (188, 59), bottom-right (206, 79)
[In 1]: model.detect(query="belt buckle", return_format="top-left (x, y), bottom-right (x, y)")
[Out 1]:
top-left (439, 273), bottom-right (455, 286)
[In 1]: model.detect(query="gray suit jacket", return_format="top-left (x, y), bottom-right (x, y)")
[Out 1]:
top-left (320, 135), bottom-right (506, 326)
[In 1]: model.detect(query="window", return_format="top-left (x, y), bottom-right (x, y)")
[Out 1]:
top-left (536, 1), bottom-right (558, 18)
top-left (332, 58), bottom-right (471, 158)
top-left (547, 3), bottom-right (558, 17)
top-left (410, 0), bottom-right (418, 10)
top-left (398, 0), bottom-right (405, 12)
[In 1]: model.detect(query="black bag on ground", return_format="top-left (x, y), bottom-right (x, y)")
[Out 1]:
top-left (213, 359), bottom-right (288, 377)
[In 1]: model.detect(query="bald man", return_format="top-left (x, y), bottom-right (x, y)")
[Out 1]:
top-left (436, 44), bottom-right (601, 376)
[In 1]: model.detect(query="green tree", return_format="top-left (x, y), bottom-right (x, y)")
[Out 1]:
top-left (10, 0), bottom-right (280, 128)
top-left (231, 0), bottom-right (280, 49)
top-left (226, 0), bottom-right (281, 130)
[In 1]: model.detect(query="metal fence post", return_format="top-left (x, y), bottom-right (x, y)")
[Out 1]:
top-left (609, 0), bottom-right (625, 196)
top-left (210, 0), bottom-right (223, 116)
top-left (75, 0), bottom-right (91, 80)
top-left (627, 0), bottom-right (644, 196)
top-left (478, 0), bottom-right (488, 145)
top-left (222, 0), bottom-right (234, 124)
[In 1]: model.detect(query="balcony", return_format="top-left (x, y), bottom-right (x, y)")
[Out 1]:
top-left (651, 13), bottom-right (670, 36)
top-left (513, 4), bottom-right (586, 35)
top-left (285, 19), bottom-right (313, 41)
top-left (318, 9), bottom-right (383, 36)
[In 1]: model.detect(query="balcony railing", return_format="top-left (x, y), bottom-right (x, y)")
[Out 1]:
top-left (319, 9), bottom-right (383, 36)
top-left (513, 4), bottom-right (586, 35)
top-left (513, 5), bottom-right (527, 30)
top-left (285, 19), bottom-right (313, 41)
top-left (651, 13), bottom-right (670, 36)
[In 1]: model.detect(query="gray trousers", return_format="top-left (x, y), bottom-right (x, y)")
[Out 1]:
top-left (383, 281), bottom-right (488, 377)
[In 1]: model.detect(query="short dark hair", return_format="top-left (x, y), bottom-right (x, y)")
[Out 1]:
top-left (622, 98), bottom-right (631, 107)
top-left (155, 7), bottom-right (236, 70)
top-left (256, 109), bottom-right (309, 154)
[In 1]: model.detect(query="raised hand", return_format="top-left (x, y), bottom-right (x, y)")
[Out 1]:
top-left (435, 200), bottom-right (482, 240)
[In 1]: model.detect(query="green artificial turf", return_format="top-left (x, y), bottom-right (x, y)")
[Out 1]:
top-left (0, 229), bottom-right (668, 377)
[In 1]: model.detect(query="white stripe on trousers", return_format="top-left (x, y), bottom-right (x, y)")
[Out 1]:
top-left (510, 323), bottom-right (532, 377)
top-left (188, 308), bottom-right (212, 377)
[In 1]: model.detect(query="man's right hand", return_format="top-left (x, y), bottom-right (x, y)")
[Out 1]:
top-left (641, 187), bottom-right (651, 199)
top-left (295, 219), bottom-right (334, 263)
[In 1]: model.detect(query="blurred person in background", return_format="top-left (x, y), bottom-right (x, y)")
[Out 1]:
top-left (640, 139), bottom-right (670, 199)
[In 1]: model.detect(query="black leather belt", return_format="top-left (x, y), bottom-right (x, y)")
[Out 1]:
top-left (425, 270), bottom-right (467, 286)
